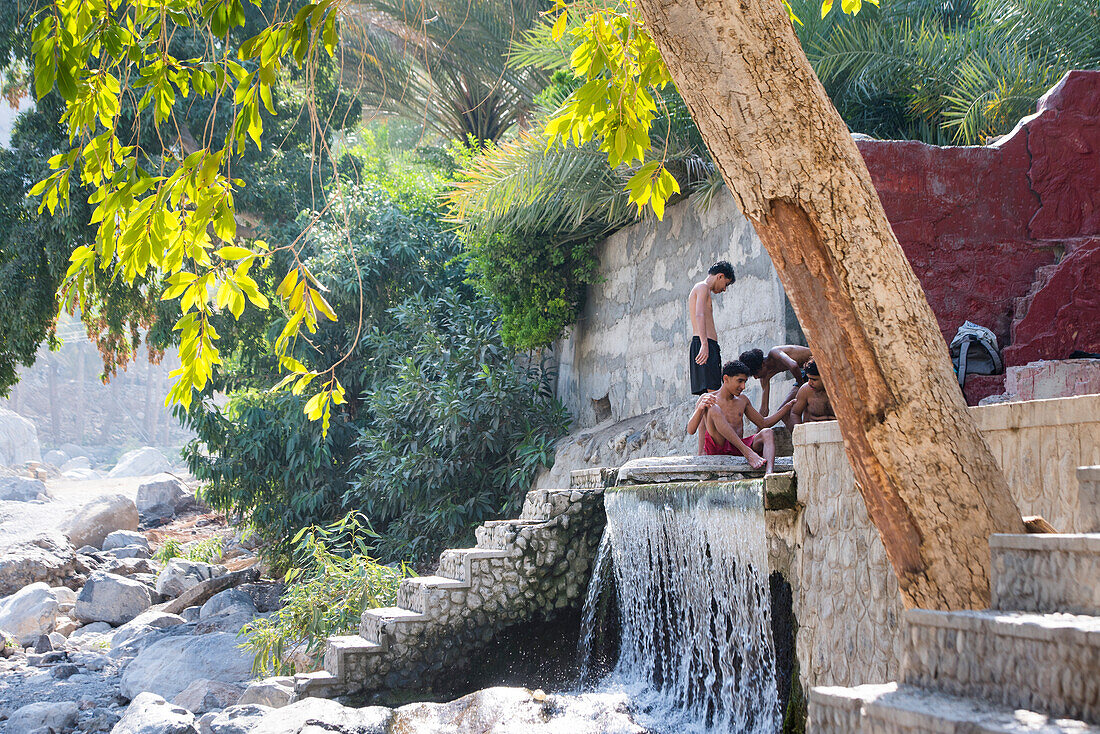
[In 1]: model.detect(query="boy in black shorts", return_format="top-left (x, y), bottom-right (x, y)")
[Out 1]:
top-left (687, 261), bottom-right (735, 451)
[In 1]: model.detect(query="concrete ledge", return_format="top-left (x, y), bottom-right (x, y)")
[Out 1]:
top-left (615, 454), bottom-right (794, 484)
top-left (990, 533), bottom-right (1100, 553)
top-left (607, 477), bottom-right (798, 511)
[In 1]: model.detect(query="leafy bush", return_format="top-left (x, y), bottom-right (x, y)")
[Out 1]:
top-left (349, 291), bottom-right (569, 561)
top-left (152, 539), bottom-right (183, 564)
top-left (152, 536), bottom-right (225, 564)
top-left (240, 514), bottom-right (409, 676)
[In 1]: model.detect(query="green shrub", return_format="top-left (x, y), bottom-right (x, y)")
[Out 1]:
top-left (240, 514), bottom-right (409, 676)
top-left (153, 539), bottom-right (183, 564)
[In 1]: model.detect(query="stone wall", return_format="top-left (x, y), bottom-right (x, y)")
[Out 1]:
top-left (788, 394), bottom-right (1100, 695)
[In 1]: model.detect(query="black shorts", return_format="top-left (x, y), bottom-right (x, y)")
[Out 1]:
top-left (689, 337), bottom-right (722, 394)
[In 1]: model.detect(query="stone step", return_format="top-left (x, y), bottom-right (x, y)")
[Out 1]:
top-left (396, 575), bottom-right (470, 613)
top-left (436, 548), bottom-right (511, 583)
top-left (519, 489), bottom-right (587, 521)
top-left (475, 519), bottom-right (556, 550)
top-left (323, 635), bottom-right (382, 679)
top-left (359, 606), bottom-right (429, 649)
top-left (902, 609), bottom-right (1100, 723)
top-left (293, 670), bottom-right (343, 699)
top-left (811, 683), bottom-right (1100, 733)
top-left (991, 534), bottom-right (1100, 615)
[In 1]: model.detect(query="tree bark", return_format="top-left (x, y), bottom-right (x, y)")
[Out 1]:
top-left (634, 0), bottom-right (1025, 609)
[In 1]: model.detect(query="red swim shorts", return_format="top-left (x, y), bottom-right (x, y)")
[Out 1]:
top-left (703, 431), bottom-right (756, 456)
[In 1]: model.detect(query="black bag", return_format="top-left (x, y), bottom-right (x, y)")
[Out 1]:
top-left (950, 321), bottom-right (1003, 387)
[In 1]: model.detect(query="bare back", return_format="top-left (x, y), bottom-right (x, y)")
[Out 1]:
top-left (762, 344), bottom-right (813, 380)
top-left (688, 281), bottom-right (718, 341)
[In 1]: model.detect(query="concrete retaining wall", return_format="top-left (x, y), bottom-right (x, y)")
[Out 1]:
top-left (788, 393), bottom-right (1100, 694)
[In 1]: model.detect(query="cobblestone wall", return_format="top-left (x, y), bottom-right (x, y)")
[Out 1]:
top-left (789, 394), bottom-right (1100, 694)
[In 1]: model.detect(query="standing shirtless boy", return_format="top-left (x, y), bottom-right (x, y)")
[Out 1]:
top-left (688, 261), bottom-right (735, 453)
top-left (790, 360), bottom-right (835, 424)
top-left (686, 360), bottom-right (794, 473)
top-left (738, 344), bottom-right (813, 430)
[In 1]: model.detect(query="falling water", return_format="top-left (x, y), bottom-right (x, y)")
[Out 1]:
top-left (580, 481), bottom-right (782, 734)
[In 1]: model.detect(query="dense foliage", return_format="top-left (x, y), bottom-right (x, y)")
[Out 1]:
top-left (183, 135), bottom-right (569, 564)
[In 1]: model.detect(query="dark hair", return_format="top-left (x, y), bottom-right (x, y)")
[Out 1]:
top-left (738, 348), bottom-right (765, 376)
top-left (708, 261), bottom-right (735, 282)
top-left (723, 360), bottom-right (751, 378)
top-left (804, 359), bottom-right (820, 377)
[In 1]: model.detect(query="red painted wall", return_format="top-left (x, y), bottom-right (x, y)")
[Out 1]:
top-left (855, 71), bottom-right (1100, 403)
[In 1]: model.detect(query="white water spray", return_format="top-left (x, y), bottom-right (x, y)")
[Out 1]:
top-left (582, 481), bottom-right (781, 734)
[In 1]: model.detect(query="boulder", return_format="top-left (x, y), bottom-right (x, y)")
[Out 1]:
top-left (109, 447), bottom-right (172, 478)
top-left (199, 704), bottom-right (272, 734)
top-left (119, 632), bottom-right (255, 701)
top-left (200, 589), bottom-right (256, 620)
top-left (157, 559), bottom-right (228, 599)
top-left (0, 532), bottom-right (84, 597)
top-left (136, 473), bottom-right (191, 521)
top-left (237, 582), bottom-right (285, 614)
top-left (193, 610), bottom-right (256, 634)
top-left (6, 701), bottom-right (79, 732)
top-left (0, 408), bottom-right (41, 466)
top-left (60, 455), bottom-right (91, 472)
top-left (101, 557), bottom-right (159, 577)
top-left (49, 586), bottom-right (77, 605)
top-left (67, 620), bottom-right (113, 648)
top-left (110, 544), bottom-right (153, 560)
top-left (0, 475), bottom-right (47, 502)
top-left (43, 449), bottom-right (68, 467)
top-left (103, 530), bottom-right (150, 552)
top-left (0, 582), bottom-right (58, 645)
top-left (172, 679), bottom-right (245, 714)
top-left (63, 467), bottom-right (101, 481)
top-left (236, 677), bottom-right (295, 709)
top-left (74, 571), bottom-right (152, 626)
top-left (251, 698), bottom-right (392, 734)
top-left (113, 692), bottom-right (199, 734)
top-left (62, 493), bottom-right (139, 549)
top-left (110, 609), bottom-right (187, 650)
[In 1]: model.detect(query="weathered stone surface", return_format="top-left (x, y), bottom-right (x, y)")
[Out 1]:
top-left (67, 620), bottom-right (113, 648)
top-left (136, 473), bottom-right (190, 521)
top-left (200, 588), bottom-right (256, 619)
top-left (6, 700), bottom-right (79, 732)
top-left (110, 609), bottom-right (187, 651)
top-left (172, 679), bottom-right (245, 714)
top-left (1005, 239), bottom-right (1100, 364)
top-left (0, 582), bottom-right (58, 645)
top-left (103, 530), bottom-right (150, 552)
top-left (251, 697), bottom-right (392, 734)
top-left (0, 532), bottom-right (83, 597)
top-left (109, 544), bottom-right (153, 560)
top-left (991, 534), bottom-right (1100, 616)
top-left (616, 454), bottom-right (793, 484)
top-left (198, 704), bottom-right (272, 734)
top-left (109, 447), bottom-right (173, 478)
top-left (114, 692), bottom-right (199, 734)
top-left (43, 449), bottom-right (68, 467)
top-left (237, 582), bottom-right (285, 614)
top-left (157, 559), bottom-right (228, 598)
top-left (1001, 359), bottom-right (1100, 401)
top-left (74, 571), bottom-right (152, 625)
top-left (0, 476), bottom-right (47, 502)
top-left (120, 632), bottom-right (254, 701)
top-left (0, 407), bottom-right (41, 466)
top-left (61, 493), bottom-right (139, 549)
top-left (237, 677), bottom-right (295, 709)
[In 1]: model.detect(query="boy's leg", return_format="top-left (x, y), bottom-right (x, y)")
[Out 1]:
top-left (750, 429), bottom-right (776, 473)
top-left (705, 410), bottom-right (765, 469)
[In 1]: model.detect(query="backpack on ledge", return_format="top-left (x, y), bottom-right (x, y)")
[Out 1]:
top-left (950, 321), bottom-right (1003, 387)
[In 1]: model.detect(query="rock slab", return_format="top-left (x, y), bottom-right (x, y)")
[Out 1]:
top-left (74, 571), bottom-right (153, 626)
top-left (120, 632), bottom-right (254, 701)
top-left (62, 493), bottom-right (139, 549)
top-left (0, 581), bottom-right (58, 646)
top-left (0, 475), bottom-right (47, 502)
top-left (109, 447), bottom-right (172, 478)
top-left (0, 408), bottom-right (41, 466)
top-left (113, 692), bottom-right (199, 734)
top-left (136, 473), bottom-right (190, 521)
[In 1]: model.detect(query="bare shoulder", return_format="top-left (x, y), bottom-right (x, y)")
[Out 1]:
top-left (796, 383), bottom-right (813, 399)
top-left (690, 281), bottom-right (710, 298)
top-left (774, 344), bottom-right (812, 363)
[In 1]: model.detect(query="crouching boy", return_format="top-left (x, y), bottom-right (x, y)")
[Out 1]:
top-left (686, 360), bottom-right (794, 473)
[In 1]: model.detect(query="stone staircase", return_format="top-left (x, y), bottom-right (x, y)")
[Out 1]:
top-left (809, 465), bottom-right (1100, 733)
top-left (293, 483), bottom-right (608, 699)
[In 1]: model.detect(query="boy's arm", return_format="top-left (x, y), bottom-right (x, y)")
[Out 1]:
top-left (769, 347), bottom-right (803, 383)
top-left (686, 393), bottom-right (717, 435)
top-left (758, 378), bottom-right (771, 416)
top-left (744, 397), bottom-right (794, 429)
top-left (789, 385), bottom-right (810, 426)
top-left (693, 287), bottom-right (711, 364)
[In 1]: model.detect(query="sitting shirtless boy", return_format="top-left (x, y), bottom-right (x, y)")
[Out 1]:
top-left (738, 344), bottom-right (813, 430)
top-left (686, 360), bottom-right (794, 473)
top-left (790, 359), bottom-right (835, 424)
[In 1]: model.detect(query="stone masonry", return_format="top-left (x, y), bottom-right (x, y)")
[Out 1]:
top-left (294, 485), bottom-right (607, 699)
top-left (809, 468), bottom-right (1100, 732)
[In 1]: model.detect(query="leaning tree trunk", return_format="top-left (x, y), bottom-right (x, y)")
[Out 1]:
top-left (634, 0), bottom-right (1025, 609)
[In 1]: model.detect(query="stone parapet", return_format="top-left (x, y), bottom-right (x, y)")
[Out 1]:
top-left (901, 609), bottom-right (1100, 723)
top-left (991, 534), bottom-right (1100, 616)
top-left (1080, 467), bottom-right (1100, 533)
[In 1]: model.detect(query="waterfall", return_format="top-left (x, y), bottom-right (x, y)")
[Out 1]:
top-left (581, 481), bottom-right (782, 734)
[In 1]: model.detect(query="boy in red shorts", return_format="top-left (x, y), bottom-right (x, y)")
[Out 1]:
top-left (686, 360), bottom-right (794, 473)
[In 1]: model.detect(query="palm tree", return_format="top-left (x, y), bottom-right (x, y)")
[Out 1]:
top-left (340, 0), bottom-right (551, 143)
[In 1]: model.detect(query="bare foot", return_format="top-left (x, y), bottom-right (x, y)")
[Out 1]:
top-left (746, 452), bottom-right (766, 470)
